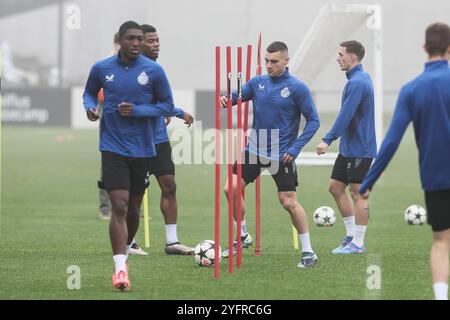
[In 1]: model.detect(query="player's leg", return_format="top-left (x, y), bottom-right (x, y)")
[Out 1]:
top-left (98, 179), bottom-right (112, 220)
top-left (158, 174), bottom-right (177, 224)
top-left (347, 182), bottom-right (368, 250)
top-left (272, 161), bottom-right (317, 268)
top-left (102, 151), bottom-right (133, 291)
top-left (127, 157), bottom-right (151, 257)
top-left (126, 193), bottom-right (144, 256)
top-left (333, 157), bottom-right (373, 254)
top-left (222, 151), bottom-right (257, 257)
top-left (329, 154), bottom-right (355, 251)
top-left (431, 229), bottom-right (450, 300)
top-left (157, 174), bottom-right (195, 255)
top-left (109, 189), bottom-right (131, 291)
top-left (109, 189), bottom-right (130, 258)
top-left (426, 189), bottom-right (450, 300)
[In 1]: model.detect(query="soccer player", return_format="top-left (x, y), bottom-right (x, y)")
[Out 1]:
top-left (129, 24), bottom-right (194, 256)
top-left (359, 23), bottom-right (450, 300)
top-left (97, 32), bottom-right (120, 221)
top-left (316, 41), bottom-right (376, 254)
top-left (220, 41), bottom-right (320, 268)
top-left (83, 21), bottom-right (181, 291)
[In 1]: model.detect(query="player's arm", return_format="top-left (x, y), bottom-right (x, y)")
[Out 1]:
top-left (120, 66), bottom-right (177, 118)
top-left (359, 88), bottom-right (412, 195)
top-left (220, 77), bottom-right (255, 108)
top-left (284, 85), bottom-right (320, 163)
top-left (83, 63), bottom-right (102, 121)
top-left (173, 107), bottom-right (194, 127)
top-left (321, 81), bottom-right (366, 146)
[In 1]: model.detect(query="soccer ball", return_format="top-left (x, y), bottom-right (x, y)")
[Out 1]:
top-left (313, 206), bottom-right (336, 227)
top-left (194, 240), bottom-right (222, 267)
top-left (404, 205), bottom-right (427, 225)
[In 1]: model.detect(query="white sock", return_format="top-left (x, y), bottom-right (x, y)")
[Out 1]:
top-left (298, 232), bottom-right (313, 253)
top-left (234, 219), bottom-right (248, 236)
top-left (433, 282), bottom-right (448, 300)
top-left (126, 244), bottom-right (132, 260)
top-left (343, 215), bottom-right (355, 237)
top-left (113, 254), bottom-right (127, 274)
top-left (165, 224), bottom-right (178, 244)
top-left (352, 225), bottom-right (367, 247)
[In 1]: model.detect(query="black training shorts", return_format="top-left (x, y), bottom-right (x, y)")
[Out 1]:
top-left (331, 153), bottom-right (373, 184)
top-left (148, 141), bottom-right (175, 177)
top-left (232, 151), bottom-right (298, 192)
top-left (425, 189), bottom-right (450, 232)
top-left (101, 151), bottom-right (150, 195)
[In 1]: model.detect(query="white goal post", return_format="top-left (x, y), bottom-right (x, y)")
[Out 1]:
top-left (291, 4), bottom-right (383, 166)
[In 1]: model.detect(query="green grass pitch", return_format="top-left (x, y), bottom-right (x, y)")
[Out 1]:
top-left (0, 116), bottom-right (432, 300)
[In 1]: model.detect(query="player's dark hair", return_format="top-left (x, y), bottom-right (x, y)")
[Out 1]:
top-left (141, 24), bottom-right (157, 34)
top-left (118, 21), bottom-right (142, 38)
top-left (266, 41), bottom-right (288, 53)
top-left (340, 40), bottom-right (365, 61)
top-left (425, 22), bottom-right (450, 57)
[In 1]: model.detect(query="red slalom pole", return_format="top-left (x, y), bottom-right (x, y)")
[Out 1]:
top-left (226, 46), bottom-right (234, 273)
top-left (214, 46), bottom-right (221, 279)
top-left (243, 44), bottom-right (252, 147)
top-left (255, 33), bottom-right (262, 257)
top-left (236, 47), bottom-right (243, 268)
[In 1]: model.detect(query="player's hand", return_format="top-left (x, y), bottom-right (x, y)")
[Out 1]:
top-left (183, 112), bottom-right (194, 127)
top-left (316, 142), bottom-right (329, 155)
top-left (282, 153), bottom-right (294, 164)
top-left (118, 102), bottom-right (133, 116)
top-left (165, 117), bottom-right (171, 126)
top-left (219, 95), bottom-right (228, 108)
top-left (360, 189), bottom-right (371, 200)
top-left (86, 108), bottom-right (100, 121)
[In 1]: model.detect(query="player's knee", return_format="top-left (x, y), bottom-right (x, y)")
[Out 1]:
top-left (328, 183), bottom-right (341, 196)
top-left (350, 189), bottom-right (361, 201)
top-left (328, 183), bottom-right (337, 195)
top-left (279, 196), bottom-right (297, 212)
top-left (162, 181), bottom-right (177, 198)
top-left (111, 199), bottom-right (128, 217)
top-left (223, 181), bottom-right (238, 196)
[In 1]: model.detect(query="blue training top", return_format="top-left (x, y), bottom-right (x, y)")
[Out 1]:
top-left (231, 68), bottom-right (320, 160)
top-left (83, 53), bottom-right (181, 158)
top-left (323, 64), bottom-right (377, 158)
top-left (360, 60), bottom-right (450, 193)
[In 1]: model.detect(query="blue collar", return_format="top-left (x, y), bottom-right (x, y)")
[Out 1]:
top-left (346, 64), bottom-right (363, 79)
top-left (425, 59), bottom-right (448, 71)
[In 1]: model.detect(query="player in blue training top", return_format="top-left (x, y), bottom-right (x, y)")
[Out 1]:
top-left (220, 41), bottom-right (320, 268)
top-left (127, 24), bottom-right (195, 256)
top-left (83, 21), bottom-right (181, 291)
top-left (360, 23), bottom-right (450, 300)
top-left (316, 40), bottom-right (376, 255)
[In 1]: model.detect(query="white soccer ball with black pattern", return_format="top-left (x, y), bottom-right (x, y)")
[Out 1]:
top-left (404, 205), bottom-right (427, 225)
top-left (313, 206), bottom-right (336, 227)
top-left (194, 240), bottom-right (222, 267)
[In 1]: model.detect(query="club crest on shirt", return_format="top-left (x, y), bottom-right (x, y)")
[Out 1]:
top-left (280, 87), bottom-right (290, 98)
top-left (137, 71), bottom-right (149, 85)
top-left (258, 84), bottom-right (265, 91)
top-left (105, 74), bottom-right (114, 82)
